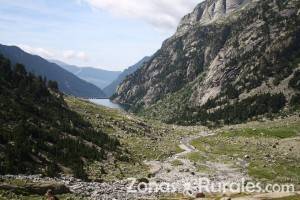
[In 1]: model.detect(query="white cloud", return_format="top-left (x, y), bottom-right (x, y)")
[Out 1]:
top-left (18, 44), bottom-right (55, 59)
top-left (63, 50), bottom-right (76, 59)
top-left (18, 44), bottom-right (89, 62)
top-left (83, 0), bottom-right (200, 30)
top-left (77, 51), bottom-right (89, 61)
top-left (63, 50), bottom-right (89, 61)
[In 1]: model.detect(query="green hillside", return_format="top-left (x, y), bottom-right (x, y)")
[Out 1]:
top-left (0, 55), bottom-right (121, 179)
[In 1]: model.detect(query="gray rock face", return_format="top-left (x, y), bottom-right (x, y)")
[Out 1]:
top-left (227, 0), bottom-right (244, 11)
top-left (176, 0), bottom-right (250, 36)
top-left (113, 0), bottom-right (300, 123)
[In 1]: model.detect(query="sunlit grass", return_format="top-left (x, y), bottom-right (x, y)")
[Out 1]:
top-left (188, 117), bottom-right (300, 185)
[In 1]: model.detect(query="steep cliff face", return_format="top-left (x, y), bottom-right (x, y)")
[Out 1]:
top-left (176, 0), bottom-right (251, 36)
top-left (113, 0), bottom-right (300, 125)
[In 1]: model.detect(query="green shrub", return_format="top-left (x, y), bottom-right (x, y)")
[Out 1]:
top-left (289, 71), bottom-right (300, 90)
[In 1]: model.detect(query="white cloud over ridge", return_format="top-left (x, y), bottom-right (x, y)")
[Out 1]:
top-left (18, 45), bottom-right (89, 63)
top-left (83, 0), bottom-right (200, 30)
top-left (19, 44), bottom-right (54, 59)
top-left (63, 50), bottom-right (89, 61)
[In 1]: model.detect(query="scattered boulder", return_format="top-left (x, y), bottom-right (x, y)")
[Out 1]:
top-left (196, 192), bottom-right (205, 198)
top-left (184, 169), bottom-right (190, 172)
top-left (265, 154), bottom-right (271, 158)
top-left (95, 114), bottom-right (101, 119)
top-left (147, 174), bottom-right (154, 178)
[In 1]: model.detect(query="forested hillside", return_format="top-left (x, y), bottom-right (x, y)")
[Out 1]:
top-left (0, 55), bottom-right (122, 179)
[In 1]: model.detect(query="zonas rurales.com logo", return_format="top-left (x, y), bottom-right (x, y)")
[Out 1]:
top-left (127, 178), bottom-right (295, 197)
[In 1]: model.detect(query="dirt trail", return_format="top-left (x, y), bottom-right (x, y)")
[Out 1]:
top-left (145, 131), bottom-right (249, 195)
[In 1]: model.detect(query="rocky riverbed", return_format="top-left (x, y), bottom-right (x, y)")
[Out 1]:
top-left (0, 174), bottom-right (157, 200)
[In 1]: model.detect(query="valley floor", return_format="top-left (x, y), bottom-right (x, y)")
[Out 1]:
top-left (1, 98), bottom-right (300, 199)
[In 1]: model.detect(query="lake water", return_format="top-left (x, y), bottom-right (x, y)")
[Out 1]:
top-left (89, 99), bottom-right (123, 109)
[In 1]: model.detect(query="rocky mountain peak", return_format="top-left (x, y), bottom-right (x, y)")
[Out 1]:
top-left (177, 0), bottom-right (252, 36)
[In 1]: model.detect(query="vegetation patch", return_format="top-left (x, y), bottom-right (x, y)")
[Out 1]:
top-left (187, 93), bottom-right (287, 125)
top-left (188, 117), bottom-right (300, 186)
top-left (290, 93), bottom-right (300, 108)
top-left (222, 125), bottom-right (300, 139)
top-left (289, 70), bottom-right (300, 90)
top-left (171, 159), bottom-right (183, 167)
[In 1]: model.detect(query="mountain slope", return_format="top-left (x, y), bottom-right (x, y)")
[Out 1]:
top-left (103, 56), bottom-right (150, 97)
top-left (51, 60), bottom-right (121, 90)
top-left (0, 44), bottom-right (106, 98)
top-left (0, 55), bottom-right (122, 179)
top-left (113, 0), bottom-right (300, 125)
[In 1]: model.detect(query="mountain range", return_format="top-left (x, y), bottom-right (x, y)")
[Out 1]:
top-left (104, 56), bottom-right (151, 97)
top-left (0, 44), bottom-right (106, 98)
top-left (51, 60), bottom-right (121, 90)
top-left (113, 0), bottom-right (300, 125)
top-left (51, 57), bottom-right (150, 97)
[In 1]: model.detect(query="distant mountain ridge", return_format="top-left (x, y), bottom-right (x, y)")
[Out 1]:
top-left (104, 56), bottom-right (151, 97)
top-left (0, 44), bottom-right (106, 98)
top-left (51, 60), bottom-right (121, 90)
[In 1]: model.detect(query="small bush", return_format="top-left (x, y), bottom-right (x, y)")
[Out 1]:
top-left (289, 71), bottom-right (300, 90)
top-left (290, 94), bottom-right (300, 106)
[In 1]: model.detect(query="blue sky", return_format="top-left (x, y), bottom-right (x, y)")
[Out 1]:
top-left (0, 0), bottom-right (200, 71)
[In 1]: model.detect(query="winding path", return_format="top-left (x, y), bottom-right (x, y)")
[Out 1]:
top-left (145, 131), bottom-right (249, 195)
top-left (145, 131), bottom-right (213, 174)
